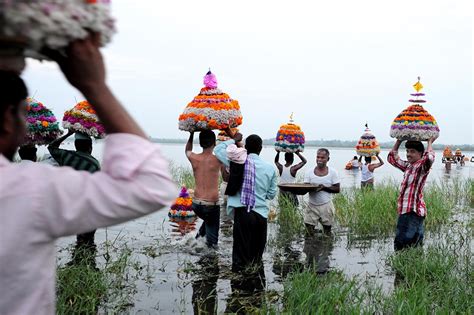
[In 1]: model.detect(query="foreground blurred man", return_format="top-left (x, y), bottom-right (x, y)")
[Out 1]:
top-left (0, 35), bottom-right (177, 315)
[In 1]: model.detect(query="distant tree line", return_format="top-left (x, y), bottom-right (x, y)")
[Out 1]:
top-left (151, 138), bottom-right (474, 151)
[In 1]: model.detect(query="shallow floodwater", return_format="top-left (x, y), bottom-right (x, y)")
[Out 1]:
top-left (52, 143), bottom-right (473, 313)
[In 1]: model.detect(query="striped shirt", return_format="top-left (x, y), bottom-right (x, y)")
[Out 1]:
top-left (388, 149), bottom-right (435, 216)
top-left (48, 147), bottom-right (100, 173)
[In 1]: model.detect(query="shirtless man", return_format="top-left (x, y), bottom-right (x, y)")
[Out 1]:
top-left (186, 131), bottom-right (222, 247)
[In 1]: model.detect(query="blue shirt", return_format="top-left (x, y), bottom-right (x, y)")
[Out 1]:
top-left (214, 140), bottom-right (278, 219)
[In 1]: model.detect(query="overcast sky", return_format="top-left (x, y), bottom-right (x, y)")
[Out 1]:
top-left (22, 0), bottom-right (472, 144)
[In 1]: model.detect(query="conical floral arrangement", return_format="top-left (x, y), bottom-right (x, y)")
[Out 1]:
top-left (443, 146), bottom-right (453, 159)
top-left (178, 70), bottom-right (242, 132)
top-left (63, 100), bottom-right (106, 138)
top-left (356, 124), bottom-right (380, 157)
top-left (390, 77), bottom-right (440, 141)
top-left (168, 187), bottom-right (195, 218)
top-left (24, 97), bottom-right (62, 145)
top-left (274, 113), bottom-right (305, 153)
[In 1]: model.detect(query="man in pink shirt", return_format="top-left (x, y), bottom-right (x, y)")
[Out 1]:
top-left (0, 35), bottom-right (177, 314)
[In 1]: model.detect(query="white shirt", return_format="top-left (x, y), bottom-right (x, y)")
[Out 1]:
top-left (280, 165), bottom-right (296, 184)
top-left (0, 134), bottom-right (177, 315)
top-left (304, 167), bottom-right (340, 205)
top-left (361, 164), bottom-right (374, 182)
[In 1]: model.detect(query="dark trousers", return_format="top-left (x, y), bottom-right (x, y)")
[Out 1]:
top-left (77, 230), bottom-right (96, 247)
top-left (192, 203), bottom-right (220, 247)
top-left (232, 207), bottom-right (267, 271)
top-left (394, 212), bottom-right (425, 251)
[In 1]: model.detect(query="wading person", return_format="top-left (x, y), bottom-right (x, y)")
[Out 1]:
top-left (0, 35), bottom-right (177, 315)
top-left (214, 130), bottom-right (278, 272)
top-left (360, 153), bottom-right (384, 189)
top-left (388, 138), bottom-right (436, 251)
top-left (274, 151), bottom-right (307, 207)
top-left (185, 130), bottom-right (222, 248)
top-left (48, 130), bottom-right (101, 263)
top-left (304, 148), bottom-right (340, 235)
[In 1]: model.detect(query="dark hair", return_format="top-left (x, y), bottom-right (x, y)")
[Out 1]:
top-left (199, 130), bottom-right (216, 149)
top-left (405, 141), bottom-right (425, 154)
top-left (18, 145), bottom-right (37, 161)
top-left (0, 71), bottom-right (28, 132)
top-left (75, 139), bottom-right (92, 153)
top-left (245, 134), bottom-right (263, 155)
top-left (364, 156), bottom-right (371, 163)
top-left (353, 156), bottom-right (358, 160)
top-left (284, 152), bottom-right (294, 164)
top-left (317, 148), bottom-right (330, 157)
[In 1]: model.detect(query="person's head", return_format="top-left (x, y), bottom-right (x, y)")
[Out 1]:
top-left (364, 156), bottom-right (371, 164)
top-left (74, 133), bottom-right (93, 154)
top-left (284, 152), bottom-right (294, 164)
top-left (199, 130), bottom-right (216, 149)
top-left (316, 148), bottom-right (330, 168)
top-left (18, 145), bottom-right (37, 162)
top-left (353, 156), bottom-right (358, 160)
top-left (405, 141), bottom-right (424, 163)
top-left (245, 134), bottom-right (263, 155)
top-left (0, 71), bottom-right (28, 161)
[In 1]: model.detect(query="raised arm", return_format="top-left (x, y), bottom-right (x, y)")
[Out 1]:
top-left (185, 132), bottom-right (194, 160)
top-left (388, 139), bottom-right (408, 172)
top-left (421, 137), bottom-right (436, 172)
top-left (49, 129), bottom-right (74, 148)
top-left (48, 130), bottom-right (74, 164)
top-left (44, 34), bottom-right (146, 138)
top-left (35, 35), bottom-right (177, 237)
top-left (369, 153), bottom-right (384, 172)
top-left (290, 151), bottom-right (307, 177)
top-left (274, 151), bottom-right (283, 175)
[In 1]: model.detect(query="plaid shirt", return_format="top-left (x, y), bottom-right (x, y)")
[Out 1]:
top-left (388, 149), bottom-right (435, 216)
top-left (48, 147), bottom-right (100, 173)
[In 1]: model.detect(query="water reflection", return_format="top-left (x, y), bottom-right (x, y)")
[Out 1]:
top-left (192, 255), bottom-right (219, 315)
top-left (225, 266), bottom-right (266, 314)
top-left (169, 217), bottom-right (197, 236)
top-left (303, 234), bottom-right (334, 274)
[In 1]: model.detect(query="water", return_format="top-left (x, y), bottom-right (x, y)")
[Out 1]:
top-left (39, 141), bottom-right (474, 188)
top-left (51, 142), bottom-right (473, 313)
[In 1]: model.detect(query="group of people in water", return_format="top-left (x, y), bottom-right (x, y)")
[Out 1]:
top-left (0, 35), bottom-right (440, 315)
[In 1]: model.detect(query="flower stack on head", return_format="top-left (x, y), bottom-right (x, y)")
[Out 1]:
top-left (274, 113), bottom-right (305, 153)
top-left (62, 100), bottom-right (106, 138)
top-left (178, 70), bottom-right (243, 132)
top-left (23, 97), bottom-right (62, 145)
top-left (355, 124), bottom-right (380, 157)
top-left (390, 77), bottom-right (440, 141)
top-left (0, 0), bottom-right (115, 60)
top-left (217, 128), bottom-right (239, 143)
top-left (168, 187), bottom-right (195, 218)
top-left (443, 146), bottom-right (453, 159)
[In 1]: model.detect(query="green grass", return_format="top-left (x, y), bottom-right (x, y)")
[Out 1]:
top-left (170, 163), bottom-right (195, 189)
top-left (384, 242), bottom-right (472, 314)
top-left (56, 244), bottom-right (135, 314)
top-left (275, 234), bottom-right (472, 314)
top-left (274, 195), bottom-right (305, 246)
top-left (333, 180), bottom-right (469, 238)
